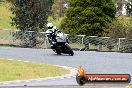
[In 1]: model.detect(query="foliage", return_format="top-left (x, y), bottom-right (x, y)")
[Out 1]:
top-left (10, 0), bottom-right (53, 47)
top-left (108, 16), bottom-right (132, 38)
top-left (50, 0), bottom-right (67, 22)
top-left (51, 0), bottom-right (61, 20)
top-left (11, 0), bottom-right (53, 32)
top-left (61, 0), bottom-right (116, 36)
top-left (48, 16), bottom-right (63, 27)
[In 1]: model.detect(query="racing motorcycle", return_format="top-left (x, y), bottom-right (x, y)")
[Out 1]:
top-left (46, 30), bottom-right (74, 56)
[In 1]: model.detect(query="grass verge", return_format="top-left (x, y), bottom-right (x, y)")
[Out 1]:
top-left (0, 58), bottom-right (70, 82)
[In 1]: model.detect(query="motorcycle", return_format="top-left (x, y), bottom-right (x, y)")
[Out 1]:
top-left (46, 30), bottom-right (74, 56)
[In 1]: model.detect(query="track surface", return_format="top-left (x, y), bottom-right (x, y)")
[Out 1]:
top-left (0, 47), bottom-right (132, 87)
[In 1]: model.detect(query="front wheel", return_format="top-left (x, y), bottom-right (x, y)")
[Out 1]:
top-left (65, 44), bottom-right (74, 56)
top-left (56, 51), bottom-right (61, 55)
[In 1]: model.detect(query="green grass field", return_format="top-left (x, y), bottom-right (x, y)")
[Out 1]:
top-left (0, 1), bottom-right (16, 30)
top-left (0, 58), bottom-right (69, 82)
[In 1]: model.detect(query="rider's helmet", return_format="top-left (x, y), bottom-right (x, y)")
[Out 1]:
top-left (47, 23), bottom-right (53, 29)
top-left (53, 26), bottom-right (58, 33)
top-left (46, 23), bottom-right (54, 34)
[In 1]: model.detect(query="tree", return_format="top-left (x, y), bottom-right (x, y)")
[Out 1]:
top-left (11, 0), bottom-right (53, 31)
top-left (11, 0), bottom-right (53, 47)
top-left (108, 16), bottom-right (132, 38)
top-left (51, 0), bottom-right (61, 20)
top-left (51, 0), bottom-right (67, 20)
top-left (61, 0), bottom-right (116, 36)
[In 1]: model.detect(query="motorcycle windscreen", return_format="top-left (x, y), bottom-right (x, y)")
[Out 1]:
top-left (56, 35), bottom-right (67, 42)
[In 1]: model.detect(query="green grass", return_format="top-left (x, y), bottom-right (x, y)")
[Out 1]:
top-left (85, 44), bottom-right (118, 51)
top-left (0, 58), bottom-right (69, 82)
top-left (69, 43), bottom-right (85, 49)
top-left (0, 1), bottom-right (16, 30)
top-left (0, 30), bottom-right (10, 39)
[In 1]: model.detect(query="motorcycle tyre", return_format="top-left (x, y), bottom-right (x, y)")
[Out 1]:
top-left (56, 49), bottom-right (61, 55)
top-left (65, 44), bottom-right (74, 56)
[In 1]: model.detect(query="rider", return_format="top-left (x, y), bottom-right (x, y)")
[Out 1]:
top-left (46, 22), bottom-right (58, 42)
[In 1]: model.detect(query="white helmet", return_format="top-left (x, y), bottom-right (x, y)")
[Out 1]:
top-left (53, 26), bottom-right (57, 29)
top-left (47, 23), bottom-right (53, 29)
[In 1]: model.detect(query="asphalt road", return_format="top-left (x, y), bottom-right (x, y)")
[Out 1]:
top-left (0, 47), bottom-right (132, 87)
